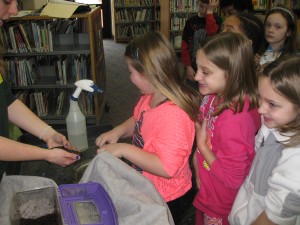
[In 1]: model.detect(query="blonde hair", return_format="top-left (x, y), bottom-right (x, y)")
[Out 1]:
top-left (262, 55), bottom-right (300, 146)
top-left (125, 31), bottom-right (200, 121)
top-left (200, 32), bottom-right (259, 115)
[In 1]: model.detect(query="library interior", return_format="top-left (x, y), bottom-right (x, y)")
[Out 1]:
top-left (0, 0), bottom-right (300, 225)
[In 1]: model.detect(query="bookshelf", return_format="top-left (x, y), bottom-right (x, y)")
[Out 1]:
top-left (0, 7), bottom-right (106, 125)
top-left (160, 0), bottom-right (198, 51)
top-left (252, 0), bottom-right (300, 19)
top-left (111, 0), bottom-right (161, 42)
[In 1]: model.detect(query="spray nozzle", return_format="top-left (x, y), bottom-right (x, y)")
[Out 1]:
top-left (71, 79), bottom-right (103, 100)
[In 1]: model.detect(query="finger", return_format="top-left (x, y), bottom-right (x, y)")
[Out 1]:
top-left (66, 152), bottom-right (81, 161)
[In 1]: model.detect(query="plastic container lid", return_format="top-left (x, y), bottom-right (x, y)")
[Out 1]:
top-left (57, 182), bottom-right (118, 225)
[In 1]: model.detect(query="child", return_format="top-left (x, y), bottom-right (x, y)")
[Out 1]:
top-left (181, 0), bottom-right (220, 89)
top-left (95, 31), bottom-right (200, 224)
top-left (193, 32), bottom-right (261, 225)
top-left (221, 12), bottom-right (264, 54)
top-left (220, 0), bottom-right (253, 17)
top-left (255, 6), bottom-right (297, 71)
top-left (229, 55), bottom-right (300, 225)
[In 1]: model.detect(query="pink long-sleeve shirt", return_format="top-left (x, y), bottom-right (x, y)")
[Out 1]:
top-left (193, 95), bottom-right (261, 218)
top-left (133, 95), bottom-right (195, 202)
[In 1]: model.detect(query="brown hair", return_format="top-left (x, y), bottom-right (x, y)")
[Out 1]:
top-left (125, 31), bottom-right (200, 121)
top-left (200, 32), bottom-right (259, 115)
top-left (262, 55), bottom-right (300, 146)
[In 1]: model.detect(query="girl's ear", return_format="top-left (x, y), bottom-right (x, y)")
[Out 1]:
top-left (286, 30), bottom-right (291, 37)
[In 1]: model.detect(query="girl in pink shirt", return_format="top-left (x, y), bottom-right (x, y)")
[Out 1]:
top-left (96, 31), bottom-right (200, 224)
top-left (193, 32), bottom-right (261, 225)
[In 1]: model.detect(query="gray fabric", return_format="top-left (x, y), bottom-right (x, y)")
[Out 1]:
top-left (79, 152), bottom-right (174, 225)
top-left (0, 152), bottom-right (174, 225)
top-left (250, 133), bottom-right (283, 195)
top-left (80, 152), bottom-right (175, 225)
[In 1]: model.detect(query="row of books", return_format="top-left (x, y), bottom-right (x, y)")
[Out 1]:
top-left (170, 0), bottom-right (198, 13)
top-left (171, 15), bottom-right (192, 31)
top-left (0, 18), bottom-right (88, 53)
top-left (116, 8), bottom-right (158, 23)
top-left (115, 0), bottom-right (156, 6)
top-left (7, 57), bottom-right (40, 87)
top-left (6, 55), bottom-right (89, 87)
top-left (15, 90), bottom-right (94, 117)
top-left (170, 33), bottom-right (182, 49)
top-left (16, 90), bottom-right (49, 117)
top-left (116, 23), bottom-right (159, 39)
top-left (252, 0), bottom-right (300, 10)
top-left (270, 0), bottom-right (300, 9)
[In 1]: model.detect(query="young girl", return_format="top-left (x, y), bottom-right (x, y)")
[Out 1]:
top-left (255, 6), bottom-right (297, 71)
top-left (95, 31), bottom-right (200, 224)
top-left (193, 32), bottom-right (261, 225)
top-left (229, 55), bottom-right (300, 225)
top-left (221, 12), bottom-right (264, 54)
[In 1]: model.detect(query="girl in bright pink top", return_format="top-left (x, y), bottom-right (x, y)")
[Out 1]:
top-left (193, 32), bottom-right (261, 225)
top-left (96, 31), bottom-right (200, 224)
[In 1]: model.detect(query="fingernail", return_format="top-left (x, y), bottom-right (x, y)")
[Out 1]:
top-left (65, 144), bottom-right (69, 148)
top-left (76, 155), bottom-right (80, 160)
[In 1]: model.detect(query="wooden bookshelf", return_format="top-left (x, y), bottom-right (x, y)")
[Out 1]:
top-left (112, 0), bottom-right (161, 42)
top-left (0, 7), bottom-right (106, 125)
top-left (160, 0), bottom-right (198, 51)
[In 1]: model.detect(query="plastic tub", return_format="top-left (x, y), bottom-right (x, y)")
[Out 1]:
top-left (58, 182), bottom-right (118, 225)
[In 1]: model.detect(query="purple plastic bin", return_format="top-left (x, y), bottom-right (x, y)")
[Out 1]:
top-left (58, 182), bottom-right (118, 225)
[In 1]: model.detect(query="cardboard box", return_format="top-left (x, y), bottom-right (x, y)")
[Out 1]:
top-left (21, 0), bottom-right (48, 10)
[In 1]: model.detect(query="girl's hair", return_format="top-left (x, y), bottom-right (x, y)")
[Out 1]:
top-left (232, 12), bottom-right (264, 54)
top-left (200, 32), bottom-right (259, 115)
top-left (258, 5), bottom-right (297, 56)
top-left (124, 31), bottom-right (200, 121)
top-left (262, 55), bottom-right (300, 146)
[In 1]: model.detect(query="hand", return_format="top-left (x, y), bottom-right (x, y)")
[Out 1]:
top-left (97, 143), bottom-right (129, 158)
top-left (195, 119), bottom-right (208, 152)
top-left (206, 0), bottom-right (219, 14)
top-left (45, 148), bottom-right (80, 167)
top-left (95, 130), bottom-right (120, 148)
top-left (186, 66), bottom-right (196, 81)
top-left (45, 132), bottom-right (72, 149)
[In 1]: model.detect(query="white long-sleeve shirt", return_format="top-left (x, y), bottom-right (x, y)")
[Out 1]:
top-left (229, 124), bottom-right (300, 225)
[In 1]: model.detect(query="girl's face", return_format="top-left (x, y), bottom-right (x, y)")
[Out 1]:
top-left (126, 58), bottom-right (153, 95)
top-left (264, 12), bottom-right (290, 50)
top-left (258, 76), bottom-right (300, 129)
top-left (194, 50), bottom-right (227, 96)
top-left (221, 16), bottom-right (243, 34)
top-left (0, 0), bottom-right (18, 25)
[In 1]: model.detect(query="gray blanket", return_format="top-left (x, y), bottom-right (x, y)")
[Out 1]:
top-left (0, 152), bottom-right (174, 225)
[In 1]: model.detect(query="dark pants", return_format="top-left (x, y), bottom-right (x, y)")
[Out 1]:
top-left (167, 187), bottom-right (196, 225)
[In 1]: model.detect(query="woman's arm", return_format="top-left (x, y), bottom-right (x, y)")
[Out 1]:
top-left (8, 99), bottom-right (56, 141)
top-left (0, 136), bottom-right (78, 166)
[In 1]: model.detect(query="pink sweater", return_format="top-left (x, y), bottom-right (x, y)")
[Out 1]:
top-left (133, 95), bottom-right (195, 202)
top-left (193, 95), bottom-right (261, 218)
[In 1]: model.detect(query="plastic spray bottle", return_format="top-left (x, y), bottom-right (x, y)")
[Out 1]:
top-left (66, 79), bottom-right (102, 151)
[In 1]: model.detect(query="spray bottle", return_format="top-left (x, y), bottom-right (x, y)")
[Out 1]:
top-left (66, 79), bottom-right (102, 151)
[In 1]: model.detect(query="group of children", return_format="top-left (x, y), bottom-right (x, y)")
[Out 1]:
top-left (95, 4), bottom-right (300, 225)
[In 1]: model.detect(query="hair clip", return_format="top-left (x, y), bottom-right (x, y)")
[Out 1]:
top-left (269, 7), bottom-right (295, 21)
